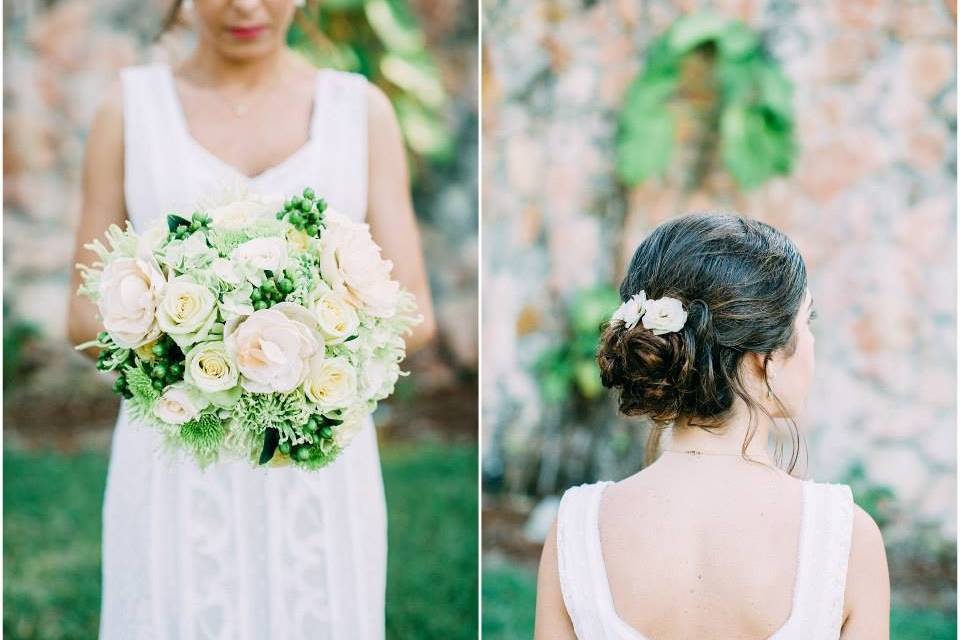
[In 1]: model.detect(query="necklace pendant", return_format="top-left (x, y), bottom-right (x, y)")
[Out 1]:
top-left (233, 104), bottom-right (248, 117)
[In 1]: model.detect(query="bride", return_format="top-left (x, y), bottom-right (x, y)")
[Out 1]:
top-left (67, 0), bottom-right (435, 638)
top-left (534, 214), bottom-right (890, 639)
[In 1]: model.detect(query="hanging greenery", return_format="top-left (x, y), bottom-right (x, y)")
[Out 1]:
top-left (616, 13), bottom-right (796, 190)
top-left (288, 0), bottom-right (453, 165)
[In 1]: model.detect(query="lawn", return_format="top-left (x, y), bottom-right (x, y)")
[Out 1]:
top-left (482, 563), bottom-right (957, 640)
top-left (3, 442), bottom-right (478, 640)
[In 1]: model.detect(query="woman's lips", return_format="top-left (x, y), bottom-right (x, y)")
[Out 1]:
top-left (227, 25), bottom-right (268, 40)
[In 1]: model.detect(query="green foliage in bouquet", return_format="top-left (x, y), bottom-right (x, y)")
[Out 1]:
top-left (287, 0), bottom-right (452, 166)
top-left (616, 12), bottom-right (796, 190)
top-left (534, 285), bottom-right (622, 407)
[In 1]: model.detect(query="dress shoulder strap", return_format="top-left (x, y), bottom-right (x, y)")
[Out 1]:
top-left (119, 63), bottom-right (189, 229)
top-left (786, 481), bottom-right (855, 638)
top-left (310, 69), bottom-right (369, 219)
top-left (556, 481), bottom-right (616, 639)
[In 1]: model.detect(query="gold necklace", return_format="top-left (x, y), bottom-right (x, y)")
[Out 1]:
top-left (660, 448), bottom-right (766, 457)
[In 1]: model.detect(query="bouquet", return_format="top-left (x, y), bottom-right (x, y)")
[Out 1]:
top-left (75, 187), bottom-right (420, 470)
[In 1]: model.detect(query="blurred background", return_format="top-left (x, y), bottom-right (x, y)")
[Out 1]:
top-left (481, 1), bottom-right (956, 638)
top-left (3, 0), bottom-right (477, 638)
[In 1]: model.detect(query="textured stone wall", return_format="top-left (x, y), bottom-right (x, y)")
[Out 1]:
top-left (482, 0), bottom-right (956, 540)
top-left (3, 0), bottom-right (478, 388)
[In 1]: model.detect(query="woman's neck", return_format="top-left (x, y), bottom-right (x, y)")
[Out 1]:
top-left (182, 44), bottom-right (293, 90)
top-left (664, 407), bottom-right (773, 461)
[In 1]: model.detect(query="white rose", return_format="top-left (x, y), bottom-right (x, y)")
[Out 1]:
top-left (303, 356), bottom-right (358, 409)
top-left (230, 237), bottom-right (289, 285)
top-left (359, 357), bottom-right (395, 402)
top-left (318, 211), bottom-right (400, 318)
top-left (641, 296), bottom-right (688, 336)
top-left (156, 276), bottom-right (219, 348)
top-left (224, 303), bottom-right (321, 393)
top-left (212, 258), bottom-right (243, 286)
top-left (333, 406), bottom-right (368, 448)
top-left (612, 291), bottom-right (647, 330)
top-left (207, 200), bottom-right (274, 230)
top-left (311, 291), bottom-right (360, 344)
top-left (184, 341), bottom-right (239, 393)
top-left (97, 256), bottom-right (166, 348)
top-left (153, 382), bottom-right (209, 425)
top-left (137, 222), bottom-right (169, 257)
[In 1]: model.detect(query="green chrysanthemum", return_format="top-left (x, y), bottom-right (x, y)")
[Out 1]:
top-left (179, 411), bottom-right (226, 467)
top-left (234, 390), bottom-right (311, 443)
top-left (124, 365), bottom-right (161, 404)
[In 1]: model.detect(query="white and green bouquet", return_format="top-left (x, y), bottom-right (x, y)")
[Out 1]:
top-left (76, 187), bottom-right (420, 470)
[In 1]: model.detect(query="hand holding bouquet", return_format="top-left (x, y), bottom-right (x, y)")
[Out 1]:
top-left (76, 187), bottom-right (420, 470)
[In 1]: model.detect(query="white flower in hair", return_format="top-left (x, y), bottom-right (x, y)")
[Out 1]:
top-left (642, 296), bottom-right (688, 335)
top-left (611, 291), bottom-right (647, 330)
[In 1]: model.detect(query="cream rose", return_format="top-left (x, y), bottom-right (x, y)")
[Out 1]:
top-left (359, 357), bottom-right (394, 402)
top-left (311, 291), bottom-right (360, 344)
top-left (184, 341), bottom-right (239, 393)
top-left (303, 356), bottom-right (358, 410)
top-left (153, 382), bottom-right (209, 425)
top-left (224, 303), bottom-right (321, 393)
top-left (641, 296), bottom-right (688, 336)
top-left (230, 237), bottom-right (289, 279)
top-left (207, 199), bottom-right (274, 229)
top-left (318, 212), bottom-right (400, 318)
top-left (97, 256), bottom-right (166, 348)
top-left (332, 406), bottom-right (368, 447)
top-left (157, 276), bottom-right (218, 348)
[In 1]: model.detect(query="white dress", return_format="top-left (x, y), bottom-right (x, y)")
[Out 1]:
top-left (99, 62), bottom-right (386, 640)
top-left (557, 479), bottom-right (855, 640)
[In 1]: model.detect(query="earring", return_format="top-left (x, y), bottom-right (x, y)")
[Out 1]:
top-left (293, 0), bottom-right (306, 7)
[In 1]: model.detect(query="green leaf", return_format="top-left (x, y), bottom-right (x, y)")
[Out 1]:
top-left (258, 427), bottom-right (280, 465)
top-left (166, 214), bottom-right (190, 233)
top-left (616, 107), bottom-right (674, 185)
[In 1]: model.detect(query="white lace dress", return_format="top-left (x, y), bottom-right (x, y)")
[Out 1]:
top-left (556, 479), bottom-right (855, 640)
top-left (98, 62), bottom-right (386, 640)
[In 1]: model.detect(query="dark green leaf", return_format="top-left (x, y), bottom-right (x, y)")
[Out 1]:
top-left (258, 427), bottom-right (280, 465)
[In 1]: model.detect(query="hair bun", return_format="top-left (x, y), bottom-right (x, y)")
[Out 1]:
top-left (597, 319), bottom-right (691, 421)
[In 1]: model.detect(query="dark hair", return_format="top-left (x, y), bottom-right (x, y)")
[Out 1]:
top-left (597, 213), bottom-right (807, 472)
top-left (157, 0), bottom-right (185, 40)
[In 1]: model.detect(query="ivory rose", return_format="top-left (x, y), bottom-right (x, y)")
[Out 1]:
top-left (97, 256), bottom-right (166, 348)
top-left (224, 303), bottom-right (321, 393)
top-left (230, 237), bottom-right (289, 284)
top-left (318, 211), bottom-right (400, 318)
top-left (156, 276), bottom-right (218, 348)
top-left (311, 290), bottom-right (360, 344)
top-left (154, 382), bottom-right (209, 425)
top-left (184, 341), bottom-right (239, 393)
top-left (303, 356), bottom-right (358, 409)
top-left (207, 199), bottom-right (274, 229)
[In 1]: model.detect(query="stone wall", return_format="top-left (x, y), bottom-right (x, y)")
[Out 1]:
top-left (3, 0), bottom-right (478, 401)
top-left (482, 0), bottom-right (956, 540)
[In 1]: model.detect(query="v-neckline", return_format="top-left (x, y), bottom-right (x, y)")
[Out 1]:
top-left (161, 63), bottom-right (324, 183)
top-left (592, 479), bottom-right (813, 640)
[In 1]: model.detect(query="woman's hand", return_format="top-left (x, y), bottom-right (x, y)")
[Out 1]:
top-left (66, 78), bottom-right (129, 360)
top-left (365, 82), bottom-right (437, 355)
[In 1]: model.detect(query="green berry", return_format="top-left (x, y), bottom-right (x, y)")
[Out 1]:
top-left (276, 211), bottom-right (286, 220)
top-left (251, 288), bottom-right (263, 302)
top-left (291, 196), bottom-right (302, 210)
top-left (293, 445), bottom-right (312, 462)
top-left (270, 288), bottom-right (283, 302)
top-left (305, 223), bottom-right (319, 237)
top-left (262, 279), bottom-right (277, 292)
top-left (284, 199), bottom-right (294, 211)
top-left (151, 364), bottom-right (167, 379)
top-left (302, 187), bottom-right (315, 200)
top-left (170, 363), bottom-right (183, 377)
top-left (278, 278), bottom-right (294, 294)
top-left (289, 213), bottom-right (303, 227)
top-left (254, 300), bottom-right (268, 311)
top-left (298, 198), bottom-right (312, 212)
top-left (305, 416), bottom-right (319, 433)
top-left (320, 426), bottom-right (333, 439)
top-left (152, 379), bottom-right (164, 391)
top-left (278, 441), bottom-right (292, 455)
top-left (152, 342), bottom-right (168, 357)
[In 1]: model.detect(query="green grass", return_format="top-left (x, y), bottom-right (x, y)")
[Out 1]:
top-left (482, 564), bottom-right (957, 640)
top-left (4, 442), bottom-right (478, 639)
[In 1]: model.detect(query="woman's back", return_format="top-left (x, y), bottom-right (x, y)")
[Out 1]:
top-left (555, 455), bottom-right (855, 640)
